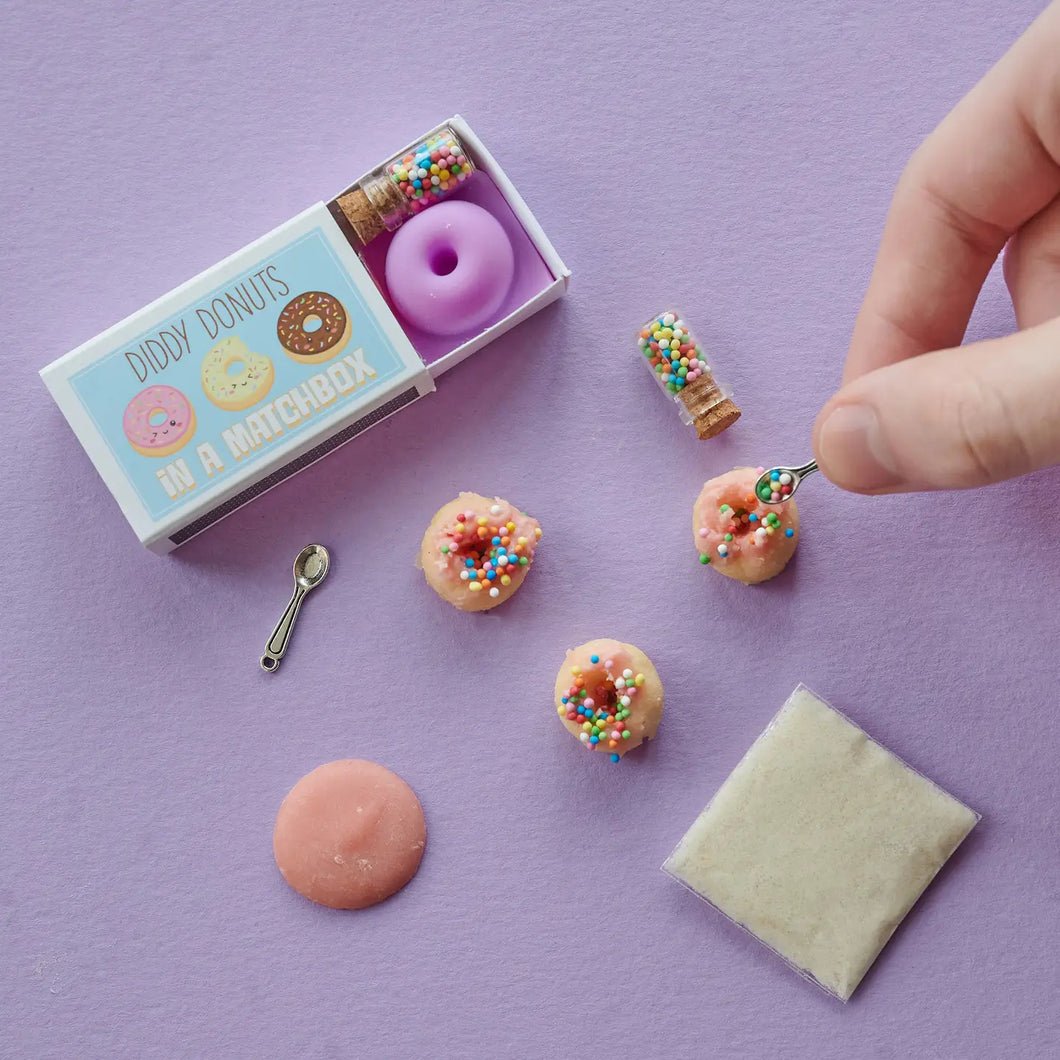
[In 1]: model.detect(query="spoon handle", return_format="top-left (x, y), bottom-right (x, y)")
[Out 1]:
top-left (260, 586), bottom-right (307, 672)
top-left (794, 460), bottom-right (819, 480)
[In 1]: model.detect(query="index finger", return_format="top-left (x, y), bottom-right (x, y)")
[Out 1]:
top-left (843, 2), bottom-right (1060, 384)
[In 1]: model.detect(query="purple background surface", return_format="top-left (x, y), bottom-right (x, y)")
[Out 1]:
top-left (2, 2), bottom-right (1059, 1058)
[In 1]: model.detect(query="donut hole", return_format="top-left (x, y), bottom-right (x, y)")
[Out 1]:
top-left (428, 242), bottom-right (459, 277)
top-left (563, 666), bottom-right (632, 747)
top-left (148, 408), bottom-right (168, 427)
top-left (717, 490), bottom-right (765, 537)
top-left (444, 524), bottom-right (483, 555)
top-left (225, 359), bottom-right (246, 377)
top-left (302, 314), bottom-right (324, 334)
top-left (447, 535), bottom-right (498, 569)
top-left (586, 680), bottom-right (619, 712)
top-left (441, 510), bottom-right (529, 592)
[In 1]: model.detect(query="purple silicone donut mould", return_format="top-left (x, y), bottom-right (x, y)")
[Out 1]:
top-left (384, 200), bottom-right (516, 337)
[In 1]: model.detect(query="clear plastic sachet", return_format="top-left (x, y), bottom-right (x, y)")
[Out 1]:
top-left (662, 685), bottom-right (979, 1001)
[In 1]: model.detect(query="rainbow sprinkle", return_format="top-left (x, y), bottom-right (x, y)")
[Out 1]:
top-left (387, 130), bottom-right (473, 214)
top-left (758, 468), bottom-right (794, 503)
top-left (638, 312), bottom-right (712, 394)
top-left (440, 502), bottom-right (540, 598)
top-left (557, 658), bottom-right (647, 764)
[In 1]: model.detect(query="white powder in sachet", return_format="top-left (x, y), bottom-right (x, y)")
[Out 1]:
top-left (664, 686), bottom-right (978, 1000)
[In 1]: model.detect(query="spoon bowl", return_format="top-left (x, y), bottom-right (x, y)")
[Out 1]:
top-left (295, 543), bottom-right (330, 590)
top-left (755, 461), bottom-right (818, 504)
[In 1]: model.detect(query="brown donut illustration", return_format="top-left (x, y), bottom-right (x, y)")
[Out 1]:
top-left (276, 292), bottom-right (351, 365)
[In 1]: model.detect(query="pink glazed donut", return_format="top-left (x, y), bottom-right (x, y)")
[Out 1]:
top-left (123, 384), bottom-right (197, 458)
top-left (384, 200), bottom-right (515, 336)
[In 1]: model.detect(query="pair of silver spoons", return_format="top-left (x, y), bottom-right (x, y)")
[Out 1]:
top-left (260, 544), bottom-right (331, 672)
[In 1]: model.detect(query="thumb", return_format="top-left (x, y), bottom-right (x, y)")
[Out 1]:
top-left (813, 315), bottom-right (1060, 492)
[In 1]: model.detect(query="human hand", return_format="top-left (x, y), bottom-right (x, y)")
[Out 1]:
top-left (813, 2), bottom-right (1060, 493)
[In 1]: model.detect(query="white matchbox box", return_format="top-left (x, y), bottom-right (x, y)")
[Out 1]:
top-left (40, 116), bottom-right (569, 554)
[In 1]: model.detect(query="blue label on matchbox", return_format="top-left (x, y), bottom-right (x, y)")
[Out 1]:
top-left (67, 224), bottom-right (413, 521)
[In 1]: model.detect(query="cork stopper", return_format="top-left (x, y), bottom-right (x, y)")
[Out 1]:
top-left (333, 127), bottom-right (476, 248)
top-left (678, 377), bottom-right (741, 439)
top-left (335, 178), bottom-right (407, 246)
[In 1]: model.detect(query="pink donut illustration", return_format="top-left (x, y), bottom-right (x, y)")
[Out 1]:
top-left (122, 385), bottom-right (197, 458)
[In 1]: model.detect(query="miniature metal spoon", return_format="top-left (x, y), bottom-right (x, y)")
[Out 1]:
top-left (260, 544), bottom-right (330, 672)
top-left (755, 461), bottom-right (818, 504)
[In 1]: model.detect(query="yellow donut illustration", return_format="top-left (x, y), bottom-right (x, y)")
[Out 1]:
top-left (201, 336), bottom-right (275, 411)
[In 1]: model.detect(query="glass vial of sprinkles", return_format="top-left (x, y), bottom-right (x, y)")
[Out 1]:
top-left (333, 126), bottom-right (476, 246)
top-left (638, 312), bottom-right (741, 439)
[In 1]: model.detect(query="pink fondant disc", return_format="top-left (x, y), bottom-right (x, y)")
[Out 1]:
top-left (273, 760), bottom-right (426, 910)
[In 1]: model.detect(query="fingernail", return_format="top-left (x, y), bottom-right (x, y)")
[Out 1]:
top-left (816, 403), bottom-right (901, 491)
